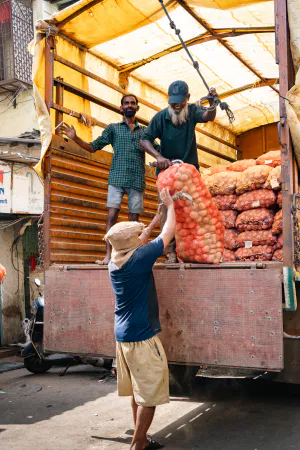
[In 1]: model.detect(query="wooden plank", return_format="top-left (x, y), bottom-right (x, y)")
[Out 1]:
top-left (44, 267), bottom-right (283, 370)
top-left (55, 78), bottom-right (64, 135)
top-left (45, 37), bottom-right (54, 111)
top-left (275, 0), bottom-right (295, 267)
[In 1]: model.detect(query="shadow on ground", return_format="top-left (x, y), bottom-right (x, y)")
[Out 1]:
top-left (0, 365), bottom-right (117, 425)
top-left (151, 378), bottom-right (300, 450)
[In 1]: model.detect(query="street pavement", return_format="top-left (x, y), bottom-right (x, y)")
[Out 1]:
top-left (1, 360), bottom-right (300, 450)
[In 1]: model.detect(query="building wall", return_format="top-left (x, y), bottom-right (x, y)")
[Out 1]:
top-left (0, 223), bottom-right (25, 345)
top-left (0, 0), bottom-right (58, 138)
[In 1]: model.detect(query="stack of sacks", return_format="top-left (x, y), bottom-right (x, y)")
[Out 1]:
top-left (203, 150), bottom-right (283, 262)
top-left (205, 168), bottom-right (241, 261)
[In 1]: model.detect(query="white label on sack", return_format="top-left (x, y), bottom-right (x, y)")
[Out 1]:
top-left (245, 241), bottom-right (253, 249)
top-left (252, 201), bottom-right (260, 207)
top-left (265, 160), bottom-right (273, 165)
top-left (203, 168), bottom-right (211, 175)
top-left (271, 179), bottom-right (280, 188)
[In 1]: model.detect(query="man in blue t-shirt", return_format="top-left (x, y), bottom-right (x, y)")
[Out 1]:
top-left (105, 188), bottom-right (175, 450)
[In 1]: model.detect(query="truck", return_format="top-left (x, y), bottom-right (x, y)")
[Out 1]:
top-left (29, 0), bottom-right (300, 384)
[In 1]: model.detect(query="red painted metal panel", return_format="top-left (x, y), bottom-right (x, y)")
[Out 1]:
top-left (44, 267), bottom-right (283, 370)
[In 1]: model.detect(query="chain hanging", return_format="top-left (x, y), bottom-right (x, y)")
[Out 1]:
top-left (38, 213), bottom-right (45, 270)
top-left (158, 0), bottom-right (235, 124)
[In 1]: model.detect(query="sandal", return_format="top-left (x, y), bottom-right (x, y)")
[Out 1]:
top-left (144, 439), bottom-right (164, 449)
top-left (144, 439), bottom-right (164, 450)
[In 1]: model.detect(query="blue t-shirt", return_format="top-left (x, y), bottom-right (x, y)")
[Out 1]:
top-left (109, 237), bottom-right (164, 342)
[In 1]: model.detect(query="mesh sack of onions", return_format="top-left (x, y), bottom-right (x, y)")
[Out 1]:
top-left (235, 245), bottom-right (273, 261)
top-left (220, 210), bottom-right (238, 229)
top-left (157, 163), bottom-right (224, 264)
top-left (236, 165), bottom-right (272, 195)
top-left (256, 150), bottom-right (281, 168)
top-left (234, 189), bottom-right (277, 212)
top-left (274, 233), bottom-right (283, 250)
top-left (213, 194), bottom-right (237, 210)
top-left (202, 164), bottom-right (228, 176)
top-left (222, 249), bottom-right (236, 262)
top-left (277, 191), bottom-right (282, 208)
top-left (273, 248), bottom-right (283, 261)
top-left (264, 166), bottom-right (281, 190)
top-left (272, 210), bottom-right (282, 235)
top-left (237, 230), bottom-right (277, 247)
top-left (206, 172), bottom-right (239, 196)
top-left (235, 208), bottom-right (274, 232)
top-left (226, 159), bottom-right (256, 172)
top-left (224, 229), bottom-right (239, 250)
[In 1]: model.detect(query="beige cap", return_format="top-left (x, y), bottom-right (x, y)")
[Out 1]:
top-left (105, 221), bottom-right (145, 268)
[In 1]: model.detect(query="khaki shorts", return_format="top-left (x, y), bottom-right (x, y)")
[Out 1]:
top-left (116, 335), bottom-right (169, 407)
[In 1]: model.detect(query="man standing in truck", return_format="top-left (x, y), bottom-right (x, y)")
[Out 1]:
top-left (140, 80), bottom-right (218, 263)
top-left (60, 94), bottom-right (159, 264)
top-left (105, 187), bottom-right (175, 450)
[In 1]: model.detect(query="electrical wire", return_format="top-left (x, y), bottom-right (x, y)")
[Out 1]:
top-left (0, 216), bottom-right (35, 230)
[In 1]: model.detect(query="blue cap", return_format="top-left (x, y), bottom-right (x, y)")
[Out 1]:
top-left (168, 80), bottom-right (189, 104)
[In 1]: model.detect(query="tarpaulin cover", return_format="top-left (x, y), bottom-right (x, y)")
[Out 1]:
top-left (286, 0), bottom-right (300, 166)
top-left (32, 0), bottom-right (280, 178)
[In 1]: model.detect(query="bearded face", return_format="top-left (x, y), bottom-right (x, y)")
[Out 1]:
top-left (168, 103), bottom-right (189, 127)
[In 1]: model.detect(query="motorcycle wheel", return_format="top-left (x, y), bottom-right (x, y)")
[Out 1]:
top-left (24, 355), bottom-right (53, 374)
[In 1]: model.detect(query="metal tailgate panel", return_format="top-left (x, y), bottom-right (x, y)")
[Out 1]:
top-left (44, 268), bottom-right (283, 370)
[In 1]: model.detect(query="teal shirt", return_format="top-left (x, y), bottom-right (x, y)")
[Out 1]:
top-left (143, 104), bottom-right (207, 169)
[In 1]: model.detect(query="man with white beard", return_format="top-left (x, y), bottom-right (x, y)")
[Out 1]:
top-left (140, 80), bottom-right (218, 262)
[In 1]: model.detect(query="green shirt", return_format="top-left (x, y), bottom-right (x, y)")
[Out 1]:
top-left (91, 120), bottom-right (156, 192)
top-left (143, 104), bottom-right (207, 169)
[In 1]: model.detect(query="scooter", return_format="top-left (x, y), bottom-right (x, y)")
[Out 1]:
top-left (22, 279), bottom-right (112, 375)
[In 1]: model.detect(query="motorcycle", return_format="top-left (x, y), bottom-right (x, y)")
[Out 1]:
top-left (22, 278), bottom-right (113, 375)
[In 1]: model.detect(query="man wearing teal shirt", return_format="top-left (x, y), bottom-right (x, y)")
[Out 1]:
top-left (140, 80), bottom-right (218, 262)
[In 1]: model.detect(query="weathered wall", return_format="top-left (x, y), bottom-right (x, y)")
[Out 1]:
top-left (238, 122), bottom-right (280, 160)
top-left (0, 224), bottom-right (25, 345)
top-left (0, 0), bottom-right (58, 139)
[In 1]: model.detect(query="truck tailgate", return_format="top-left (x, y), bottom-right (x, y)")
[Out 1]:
top-left (44, 266), bottom-right (283, 371)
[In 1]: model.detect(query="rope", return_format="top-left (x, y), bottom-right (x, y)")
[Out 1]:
top-left (158, 0), bottom-right (235, 124)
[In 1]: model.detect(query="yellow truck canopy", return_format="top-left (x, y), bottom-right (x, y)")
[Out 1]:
top-left (34, 0), bottom-right (294, 177)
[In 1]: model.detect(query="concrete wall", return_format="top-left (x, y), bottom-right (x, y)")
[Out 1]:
top-left (0, 0), bottom-right (58, 345)
top-left (0, 223), bottom-right (25, 345)
top-left (0, 0), bottom-right (58, 139)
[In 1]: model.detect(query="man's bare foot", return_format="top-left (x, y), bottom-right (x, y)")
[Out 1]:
top-left (95, 255), bottom-right (110, 265)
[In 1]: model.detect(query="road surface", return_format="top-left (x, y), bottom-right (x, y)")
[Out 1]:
top-left (1, 361), bottom-right (300, 450)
